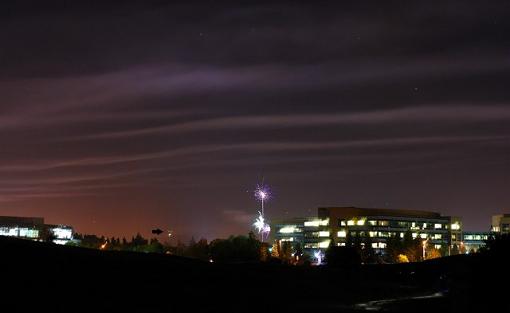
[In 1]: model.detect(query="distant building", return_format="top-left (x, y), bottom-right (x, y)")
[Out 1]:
top-left (491, 214), bottom-right (510, 234)
top-left (462, 231), bottom-right (490, 253)
top-left (0, 216), bottom-right (73, 245)
top-left (273, 206), bottom-right (463, 256)
top-left (272, 217), bottom-right (307, 244)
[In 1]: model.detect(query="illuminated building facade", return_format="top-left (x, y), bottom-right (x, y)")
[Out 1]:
top-left (273, 217), bottom-right (331, 251)
top-left (0, 216), bottom-right (73, 245)
top-left (273, 207), bottom-right (463, 256)
top-left (491, 214), bottom-right (510, 234)
top-left (462, 231), bottom-right (490, 253)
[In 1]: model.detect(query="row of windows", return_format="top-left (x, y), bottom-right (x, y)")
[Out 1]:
top-left (304, 231), bottom-right (331, 238)
top-left (0, 227), bottom-right (39, 238)
top-left (0, 226), bottom-right (72, 239)
top-left (280, 237), bottom-right (294, 242)
top-left (337, 230), bottom-right (443, 240)
top-left (339, 218), bottom-right (447, 230)
top-left (278, 226), bottom-right (301, 234)
top-left (299, 228), bottom-right (447, 240)
top-left (279, 219), bottom-right (457, 234)
top-left (464, 234), bottom-right (489, 241)
top-left (304, 219), bottom-right (329, 227)
top-left (335, 242), bottom-right (388, 248)
top-left (305, 241), bottom-right (445, 250)
top-left (303, 240), bottom-right (330, 249)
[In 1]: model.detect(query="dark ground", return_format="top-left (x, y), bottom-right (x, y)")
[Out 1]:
top-left (0, 237), bottom-right (507, 312)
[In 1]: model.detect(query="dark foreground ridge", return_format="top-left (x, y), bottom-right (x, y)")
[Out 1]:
top-left (0, 236), bottom-right (507, 312)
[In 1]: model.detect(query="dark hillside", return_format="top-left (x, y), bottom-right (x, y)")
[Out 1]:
top-left (0, 236), bottom-right (506, 312)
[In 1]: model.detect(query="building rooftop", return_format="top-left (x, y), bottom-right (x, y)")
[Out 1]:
top-left (0, 216), bottom-right (45, 227)
top-left (318, 206), bottom-right (444, 219)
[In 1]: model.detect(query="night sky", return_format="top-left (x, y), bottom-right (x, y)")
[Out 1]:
top-left (1, 1), bottom-right (510, 240)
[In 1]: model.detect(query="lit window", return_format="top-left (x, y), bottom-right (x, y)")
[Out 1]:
top-left (412, 233), bottom-right (418, 239)
top-left (51, 227), bottom-right (73, 239)
top-left (378, 242), bottom-right (386, 248)
top-left (434, 234), bottom-right (442, 239)
top-left (347, 220), bottom-right (355, 226)
top-left (19, 228), bottom-right (39, 238)
top-left (451, 223), bottom-right (460, 230)
top-left (369, 231), bottom-right (377, 237)
top-left (434, 244), bottom-right (442, 250)
top-left (337, 231), bottom-right (347, 238)
top-left (318, 240), bottom-right (331, 248)
top-left (423, 223), bottom-right (428, 228)
top-left (319, 231), bottom-right (330, 237)
top-left (410, 222), bottom-right (420, 230)
top-left (340, 220), bottom-right (346, 226)
top-left (420, 233), bottom-right (428, 239)
top-left (0, 227), bottom-right (18, 236)
top-left (400, 233), bottom-right (404, 238)
top-left (279, 226), bottom-right (296, 234)
top-left (434, 224), bottom-right (442, 229)
top-left (305, 219), bottom-right (328, 227)
top-left (337, 243), bottom-right (346, 247)
top-left (356, 219), bottom-right (365, 226)
top-left (371, 243), bottom-right (378, 248)
top-left (368, 220), bottom-right (377, 226)
top-left (19, 228), bottom-right (30, 237)
top-left (379, 221), bottom-right (389, 226)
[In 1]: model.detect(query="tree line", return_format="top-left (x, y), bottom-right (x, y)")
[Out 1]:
top-left (69, 229), bottom-right (486, 265)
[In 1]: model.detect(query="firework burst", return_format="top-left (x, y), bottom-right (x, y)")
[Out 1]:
top-left (253, 183), bottom-right (271, 241)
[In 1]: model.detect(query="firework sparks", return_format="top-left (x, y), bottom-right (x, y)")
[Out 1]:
top-left (254, 184), bottom-right (270, 215)
top-left (253, 183), bottom-right (271, 241)
top-left (253, 211), bottom-right (271, 241)
top-left (314, 250), bottom-right (323, 265)
top-left (254, 185), bottom-right (270, 201)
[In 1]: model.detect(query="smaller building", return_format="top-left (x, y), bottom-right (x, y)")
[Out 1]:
top-left (462, 231), bottom-right (490, 253)
top-left (0, 216), bottom-right (73, 245)
top-left (273, 217), bottom-right (331, 254)
top-left (273, 217), bottom-right (307, 245)
top-left (491, 214), bottom-right (510, 234)
top-left (47, 224), bottom-right (74, 245)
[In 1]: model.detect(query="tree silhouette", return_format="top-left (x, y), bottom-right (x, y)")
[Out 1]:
top-left (38, 227), bottom-right (56, 243)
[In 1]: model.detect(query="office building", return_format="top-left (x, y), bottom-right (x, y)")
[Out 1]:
top-left (273, 206), bottom-right (463, 256)
top-left (0, 216), bottom-right (73, 245)
top-left (491, 214), bottom-right (510, 234)
top-left (462, 231), bottom-right (490, 253)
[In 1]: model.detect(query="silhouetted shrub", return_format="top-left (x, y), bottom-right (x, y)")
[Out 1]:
top-left (325, 246), bottom-right (361, 267)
